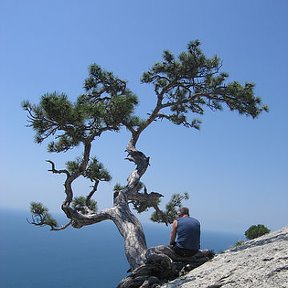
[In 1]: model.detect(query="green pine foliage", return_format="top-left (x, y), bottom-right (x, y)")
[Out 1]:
top-left (141, 40), bottom-right (268, 129)
top-left (30, 202), bottom-right (58, 228)
top-left (22, 64), bottom-right (139, 153)
top-left (66, 156), bottom-right (111, 182)
top-left (72, 196), bottom-right (97, 213)
top-left (150, 192), bottom-right (189, 224)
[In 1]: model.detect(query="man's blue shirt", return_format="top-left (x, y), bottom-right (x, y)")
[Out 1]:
top-left (176, 216), bottom-right (200, 250)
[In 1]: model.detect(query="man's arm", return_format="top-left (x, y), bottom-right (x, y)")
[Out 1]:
top-left (169, 220), bottom-right (177, 245)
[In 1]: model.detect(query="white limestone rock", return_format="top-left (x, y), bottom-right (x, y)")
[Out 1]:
top-left (162, 227), bottom-right (288, 288)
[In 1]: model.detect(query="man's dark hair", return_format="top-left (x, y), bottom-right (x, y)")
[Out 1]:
top-left (178, 207), bottom-right (190, 216)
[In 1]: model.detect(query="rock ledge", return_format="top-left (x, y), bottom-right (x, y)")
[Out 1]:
top-left (162, 227), bottom-right (288, 288)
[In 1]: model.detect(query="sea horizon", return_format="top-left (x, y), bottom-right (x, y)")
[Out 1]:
top-left (0, 208), bottom-right (243, 288)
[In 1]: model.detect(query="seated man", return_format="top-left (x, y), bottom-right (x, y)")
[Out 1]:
top-left (169, 207), bottom-right (200, 257)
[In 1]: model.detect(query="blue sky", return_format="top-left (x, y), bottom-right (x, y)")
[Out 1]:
top-left (0, 0), bottom-right (287, 234)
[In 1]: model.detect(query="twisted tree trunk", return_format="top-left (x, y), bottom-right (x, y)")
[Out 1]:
top-left (111, 139), bottom-right (151, 269)
top-left (64, 195), bottom-right (148, 270)
top-left (112, 194), bottom-right (148, 269)
top-left (57, 139), bottom-right (151, 270)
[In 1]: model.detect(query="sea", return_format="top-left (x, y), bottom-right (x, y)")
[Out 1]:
top-left (0, 209), bottom-right (242, 288)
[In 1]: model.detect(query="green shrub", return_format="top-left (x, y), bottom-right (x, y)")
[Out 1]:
top-left (245, 224), bottom-right (270, 240)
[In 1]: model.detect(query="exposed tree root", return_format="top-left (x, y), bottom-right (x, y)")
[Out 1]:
top-left (117, 246), bottom-right (214, 288)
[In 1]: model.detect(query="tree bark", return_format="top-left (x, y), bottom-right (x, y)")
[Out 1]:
top-left (112, 193), bottom-right (148, 269)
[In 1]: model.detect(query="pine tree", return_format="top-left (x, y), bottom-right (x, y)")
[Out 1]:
top-left (23, 40), bottom-right (268, 286)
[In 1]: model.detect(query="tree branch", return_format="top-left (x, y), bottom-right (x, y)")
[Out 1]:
top-left (67, 207), bottom-right (115, 228)
top-left (85, 180), bottom-right (99, 205)
top-left (46, 160), bottom-right (70, 176)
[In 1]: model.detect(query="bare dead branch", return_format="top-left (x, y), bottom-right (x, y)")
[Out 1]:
top-left (46, 160), bottom-right (70, 176)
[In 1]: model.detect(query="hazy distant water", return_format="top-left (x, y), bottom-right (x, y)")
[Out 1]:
top-left (0, 209), bottom-right (242, 288)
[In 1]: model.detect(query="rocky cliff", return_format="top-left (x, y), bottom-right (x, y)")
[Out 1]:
top-left (162, 227), bottom-right (288, 288)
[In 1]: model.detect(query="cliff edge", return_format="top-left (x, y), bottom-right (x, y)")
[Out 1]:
top-left (162, 227), bottom-right (288, 288)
